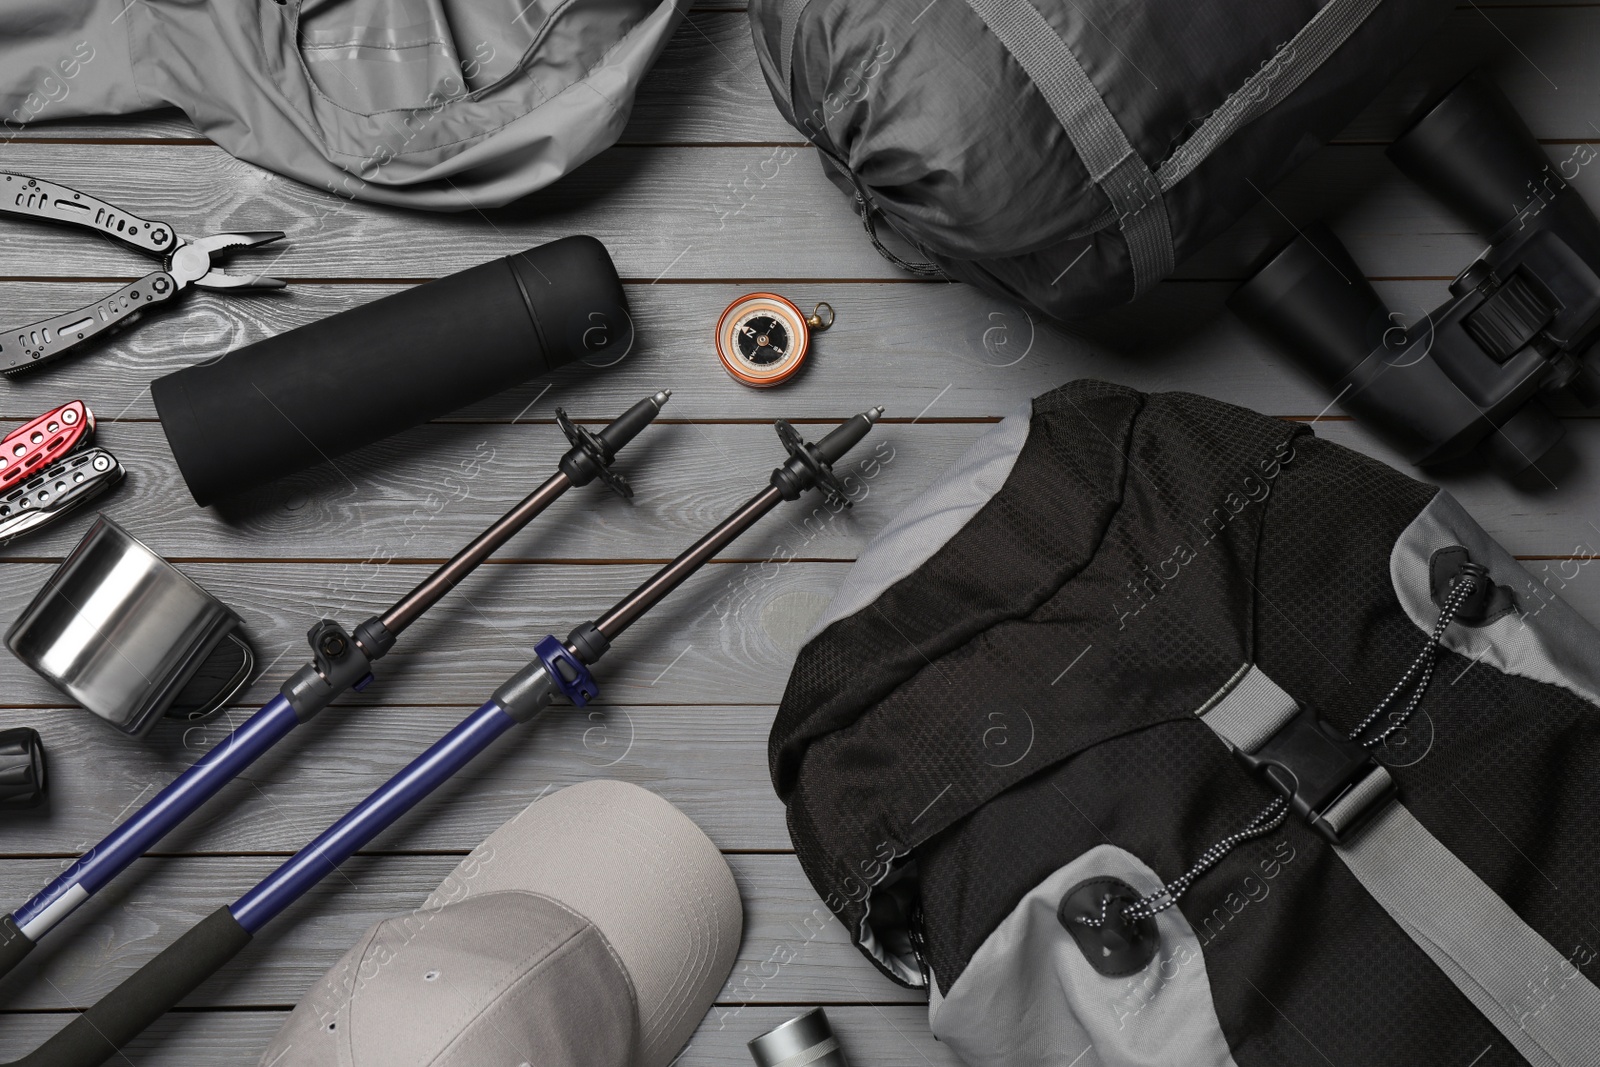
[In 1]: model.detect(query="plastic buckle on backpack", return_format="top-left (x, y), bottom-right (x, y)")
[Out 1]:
top-left (1234, 707), bottom-right (1395, 845)
top-left (534, 635), bottom-right (599, 708)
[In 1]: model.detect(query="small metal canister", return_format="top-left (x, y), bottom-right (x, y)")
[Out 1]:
top-left (748, 1008), bottom-right (848, 1067)
top-left (6, 515), bottom-right (253, 736)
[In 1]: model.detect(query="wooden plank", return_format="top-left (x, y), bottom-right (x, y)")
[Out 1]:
top-left (0, 705), bottom-right (786, 853)
top-left (0, 419), bottom-right (981, 563)
top-left (0, 854), bottom-right (911, 1009)
top-left (0, 560), bottom-right (854, 707)
top-left (0, 406), bottom-right (1597, 560)
top-left (0, 1006), bottom-right (957, 1066)
top-left (0, 141), bottom-right (887, 281)
top-left (0, 275), bottom-right (1579, 424)
top-left (0, 311), bottom-right (1593, 550)
top-left (0, 277), bottom-right (1289, 423)
top-left (12, 137), bottom-right (1600, 283)
top-left (0, 479), bottom-right (1594, 709)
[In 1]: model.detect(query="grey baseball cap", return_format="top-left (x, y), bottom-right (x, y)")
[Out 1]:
top-left (260, 780), bottom-right (744, 1067)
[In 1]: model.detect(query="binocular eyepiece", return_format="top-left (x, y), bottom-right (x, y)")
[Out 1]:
top-left (1231, 73), bottom-right (1600, 475)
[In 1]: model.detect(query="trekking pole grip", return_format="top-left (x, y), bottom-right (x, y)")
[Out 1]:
top-left (9, 906), bottom-right (249, 1067)
top-left (0, 915), bottom-right (35, 980)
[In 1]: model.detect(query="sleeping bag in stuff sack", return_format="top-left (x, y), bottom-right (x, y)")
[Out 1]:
top-left (0, 0), bottom-right (684, 209)
top-left (748, 0), bottom-right (1453, 320)
top-left (772, 379), bottom-right (1600, 1066)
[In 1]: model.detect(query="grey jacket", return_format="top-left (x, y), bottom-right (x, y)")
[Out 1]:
top-left (1, 0), bottom-right (684, 208)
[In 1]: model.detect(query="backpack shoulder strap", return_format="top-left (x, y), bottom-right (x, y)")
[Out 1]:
top-left (1201, 665), bottom-right (1600, 1066)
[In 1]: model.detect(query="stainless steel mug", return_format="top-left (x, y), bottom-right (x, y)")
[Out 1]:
top-left (6, 515), bottom-right (254, 736)
top-left (749, 1008), bottom-right (848, 1067)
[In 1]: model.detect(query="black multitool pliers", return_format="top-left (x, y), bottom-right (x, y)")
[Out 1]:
top-left (0, 172), bottom-right (286, 375)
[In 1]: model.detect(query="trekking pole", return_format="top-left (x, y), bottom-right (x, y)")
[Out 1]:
top-left (0, 392), bottom-right (670, 981)
top-left (7, 407), bottom-right (883, 1067)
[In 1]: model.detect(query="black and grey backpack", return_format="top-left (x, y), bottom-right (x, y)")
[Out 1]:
top-left (773, 380), bottom-right (1600, 1065)
top-left (748, 0), bottom-right (1452, 319)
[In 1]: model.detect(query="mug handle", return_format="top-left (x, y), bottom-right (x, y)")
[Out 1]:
top-left (170, 632), bottom-right (255, 724)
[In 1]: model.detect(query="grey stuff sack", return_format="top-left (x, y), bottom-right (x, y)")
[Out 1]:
top-left (749, 0), bottom-right (1452, 319)
top-left (1, 0), bottom-right (685, 209)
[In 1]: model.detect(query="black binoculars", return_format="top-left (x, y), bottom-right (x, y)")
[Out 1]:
top-left (1231, 74), bottom-right (1600, 474)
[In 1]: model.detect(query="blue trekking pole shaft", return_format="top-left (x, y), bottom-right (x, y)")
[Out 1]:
top-left (6, 407), bottom-right (883, 1067)
top-left (0, 392), bottom-right (670, 980)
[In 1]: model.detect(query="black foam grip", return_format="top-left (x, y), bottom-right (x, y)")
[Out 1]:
top-left (151, 236), bottom-right (630, 506)
top-left (0, 914), bottom-right (34, 981)
top-left (8, 906), bottom-right (250, 1067)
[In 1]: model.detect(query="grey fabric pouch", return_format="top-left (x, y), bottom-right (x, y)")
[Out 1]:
top-left (748, 0), bottom-right (1452, 319)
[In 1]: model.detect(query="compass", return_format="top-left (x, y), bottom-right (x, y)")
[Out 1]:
top-left (716, 292), bottom-right (833, 388)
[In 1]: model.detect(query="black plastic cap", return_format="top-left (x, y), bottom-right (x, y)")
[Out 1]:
top-left (597, 390), bottom-right (671, 455)
top-left (815, 407), bottom-right (884, 465)
top-left (557, 391), bottom-right (670, 490)
top-left (506, 235), bottom-right (633, 365)
top-left (0, 728), bottom-right (45, 809)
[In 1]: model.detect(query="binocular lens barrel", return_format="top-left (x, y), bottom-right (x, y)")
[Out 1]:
top-left (1229, 223), bottom-right (1390, 387)
top-left (1389, 74), bottom-right (1558, 236)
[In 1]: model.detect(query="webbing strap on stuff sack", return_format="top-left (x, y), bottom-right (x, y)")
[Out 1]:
top-left (1199, 665), bottom-right (1600, 1067)
top-left (766, 0), bottom-right (1175, 291)
top-left (768, 0), bottom-right (1386, 295)
top-left (1155, 0), bottom-right (1385, 187)
top-left (776, 0), bottom-right (812, 105)
top-left (959, 0), bottom-right (1173, 296)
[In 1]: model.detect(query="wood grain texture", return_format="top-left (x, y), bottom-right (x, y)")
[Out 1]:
top-left (0, 559), bottom-right (849, 707)
top-left (10, 135), bottom-right (1600, 284)
top-left (0, 395), bottom-right (1598, 558)
top-left (2, 275), bottom-right (1591, 426)
top-left (0, 853), bottom-right (911, 1010)
top-left (3, 2), bottom-right (1600, 1059)
top-left (0, 276), bottom-right (1304, 424)
top-left (0, 418), bottom-right (977, 562)
top-left (0, 705), bottom-right (787, 853)
top-left (0, 1006), bottom-right (960, 1066)
top-left (1, 525), bottom-right (1599, 713)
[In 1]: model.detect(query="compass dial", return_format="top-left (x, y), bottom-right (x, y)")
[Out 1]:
top-left (716, 293), bottom-right (812, 388)
top-left (736, 314), bottom-right (790, 365)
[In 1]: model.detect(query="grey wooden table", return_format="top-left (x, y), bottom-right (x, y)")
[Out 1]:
top-left (1, 4), bottom-right (1597, 1063)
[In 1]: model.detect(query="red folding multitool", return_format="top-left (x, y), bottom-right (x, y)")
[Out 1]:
top-left (0, 400), bottom-right (94, 489)
top-left (0, 172), bottom-right (286, 375)
top-left (0, 400), bottom-right (122, 544)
